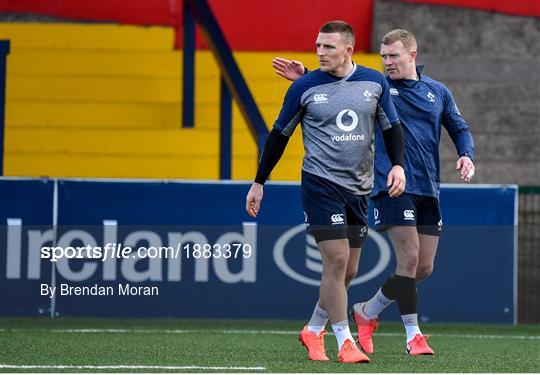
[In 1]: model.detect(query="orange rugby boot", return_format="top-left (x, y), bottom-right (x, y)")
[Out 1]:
top-left (406, 334), bottom-right (435, 356)
top-left (298, 326), bottom-right (330, 361)
top-left (338, 339), bottom-right (370, 363)
top-left (353, 302), bottom-right (379, 354)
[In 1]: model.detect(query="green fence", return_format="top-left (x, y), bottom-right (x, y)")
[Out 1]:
top-left (518, 186), bottom-right (540, 324)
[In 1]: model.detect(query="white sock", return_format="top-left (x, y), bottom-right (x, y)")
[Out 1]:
top-left (401, 313), bottom-right (422, 343)
top-left (332, 320), bottom-right (354, 350)
top-left (360, 288), bottom-right (394, 319)
top-left (307, 303), bottom-right (328, 334)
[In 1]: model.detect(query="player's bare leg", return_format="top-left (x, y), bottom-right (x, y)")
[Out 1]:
top-left (318, 239), bottom-right (352, 338)
top-left (345, 247), bottom-right (361, 288)
top-left (352, 226), bottom-right (422, 355)
top-left (390, 226), bottom-right (420, 277)
top-left (353, 231), bottom-right (439, 353)
top-left (388, 226), bottom-right (433, 355)
top-left (309, 245), bottom-right (361, 329)
top-left (416, 234), bottom-right (439, 282)
top-left (302, 246), bottom-right (361, 360)
top-left (318, 239), bottom-right (369, 362)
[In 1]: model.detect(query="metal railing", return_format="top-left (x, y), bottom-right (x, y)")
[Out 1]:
top-left (183, 0), bottom-right (269, 179)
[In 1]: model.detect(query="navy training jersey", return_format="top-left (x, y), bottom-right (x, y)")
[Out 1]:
top-left (273, 63), bottom-right (400, 195)
top-left (373, 65), bottom-right (475, 198)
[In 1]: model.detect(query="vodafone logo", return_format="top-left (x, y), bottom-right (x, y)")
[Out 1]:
top-left (336, 109), bottom-right (358, 132)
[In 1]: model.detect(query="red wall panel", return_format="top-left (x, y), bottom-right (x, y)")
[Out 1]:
top-left (201, 0), bottom-right (374, 52)
top-left (0, 0), bottom-right (374, 52)
top-left (1, 0), bottom-right (180, 26)
top-left (1, 0), bottom-right (537, 51)
top-left (403, 0), bottom-right (540, 17)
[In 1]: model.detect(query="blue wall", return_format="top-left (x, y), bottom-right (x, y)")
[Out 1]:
top-left (0, 178), bottom-right (517, 323)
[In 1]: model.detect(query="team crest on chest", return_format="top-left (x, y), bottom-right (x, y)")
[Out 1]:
top-left (363, 90), bottom-right (372, 102)
top-left (427, 92), bottom-right (436, 102)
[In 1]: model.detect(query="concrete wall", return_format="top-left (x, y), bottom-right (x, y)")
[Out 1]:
top-left (372, 0), bottom-right (540, 185)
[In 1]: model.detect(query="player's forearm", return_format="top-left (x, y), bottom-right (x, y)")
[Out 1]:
top-left (450, 128), bottom-right (475, 161)
top-left (443, 97), bottom-right (475, 160)
top-left (254, 129), bottom-right (290, 184)
top-left (382, 123), bottom-right (405, 167)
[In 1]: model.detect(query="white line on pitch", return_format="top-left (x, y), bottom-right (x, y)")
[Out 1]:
top-left (1, 328), bottom-right (538, 340)
top-left (0, 364), bottom-right (266, 371)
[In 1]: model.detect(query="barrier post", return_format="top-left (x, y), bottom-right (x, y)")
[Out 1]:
top-left (0, 40), bottom-right (11, 175)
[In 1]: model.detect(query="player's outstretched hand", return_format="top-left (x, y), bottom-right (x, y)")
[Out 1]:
top-left (272, 57), bottom-right (305, 81)
top-left (246, 183), bottom-right (264, 218)
top-left (456, 156), bottom-right (475, 182)
top-left (387, 165), bottom-right (406, 198)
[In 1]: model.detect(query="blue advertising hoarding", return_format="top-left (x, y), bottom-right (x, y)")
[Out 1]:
top-left (0, 178), bottom-right (517, 323)
top-left (0, 178), bottom-right (55, 316)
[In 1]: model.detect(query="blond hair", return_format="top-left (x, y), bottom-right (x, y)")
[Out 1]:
top-left (382, 29), bottom-right (417, 51)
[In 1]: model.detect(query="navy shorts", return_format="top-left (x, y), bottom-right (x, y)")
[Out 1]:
top-left (301, 171), bottom-right (369, 248)
top-left (372, 192), bottom-right (442, 236)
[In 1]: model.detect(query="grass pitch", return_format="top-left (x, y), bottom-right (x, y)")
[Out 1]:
top-left (0, 317), bottom-right (539, 372)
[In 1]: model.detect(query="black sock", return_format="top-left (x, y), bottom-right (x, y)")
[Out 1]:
top-left (380, 274), bottom-right (396, 300)
top-left (394, 275), bottom-right (417, 316)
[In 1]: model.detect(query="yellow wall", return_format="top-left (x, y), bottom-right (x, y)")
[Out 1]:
top-left (1, 22), bottom-right (383, 181)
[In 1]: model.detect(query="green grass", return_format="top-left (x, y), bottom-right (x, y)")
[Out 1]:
top-left (0, 318), bottom-right (539, 372)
